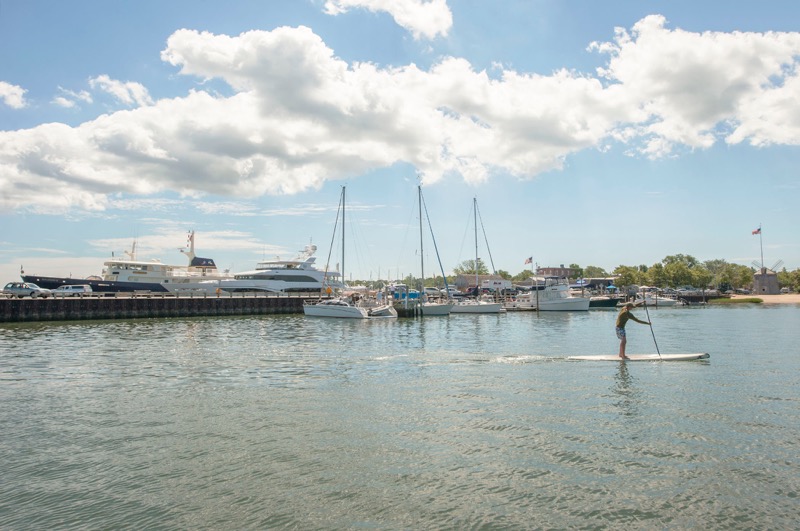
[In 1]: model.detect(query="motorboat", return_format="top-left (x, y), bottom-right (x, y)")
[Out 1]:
top-left (302, 295), bottom-right (397, 318)
top-left (588, 295), bottom-right (623, 308)
top-left (503, 277), bottom-right (590, 311)
top-left (303, 187), bottom-right (396, 319)
top-left (634, 292), bottom-right (679, 307)
top-left (22, 231), bottom-right (232, 293)
top-left (451, 295), bottom-right (504, 314)
top-left (205, 243), bottom-right (344, 294)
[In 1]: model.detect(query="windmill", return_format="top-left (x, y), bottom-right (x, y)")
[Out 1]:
top-left (751, 225), bottom-right (782, 294)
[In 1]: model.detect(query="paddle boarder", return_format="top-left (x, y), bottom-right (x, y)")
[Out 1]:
top-left (616, 302), bottom-right (651, 359)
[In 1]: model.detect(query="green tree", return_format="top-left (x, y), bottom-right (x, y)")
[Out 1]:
top-left (583, 265), bottom-right (609, 278)
top-left (612, 265), bottom-right (643, 287)
top-left (691, 267), bottom-right (714, 290)
top-left (512, 270), bottom-right (532, 281)
top-left (453, 259), bottom-right (489, 276)
top-left (569, 263), bottom-right (584, 278)
top-left (645, 263), bottom-right (667, 287)
top-left (496, 269), bottom-right (512, 280)
top-left (662, 254), bottom-right (700, 268)
top-left (664, 262), bottom-right (693, 287)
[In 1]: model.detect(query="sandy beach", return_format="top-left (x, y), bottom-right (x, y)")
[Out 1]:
top-left (731, 293), bottom-right (800, 304)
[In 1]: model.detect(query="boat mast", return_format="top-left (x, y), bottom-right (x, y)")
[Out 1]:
top-left (473, 197), bottom-right (479, 291)
top-left (419, 186), bottom-right (425, 294)
top-left (342, 186), bottom-right (346, 286)
top-left (419, 186), bottom-right (451, 296)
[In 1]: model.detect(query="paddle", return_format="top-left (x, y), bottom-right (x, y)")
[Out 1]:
top-left (641, 301), bottom-right (661, 358)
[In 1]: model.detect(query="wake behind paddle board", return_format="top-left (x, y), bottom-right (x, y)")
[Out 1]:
top-left (567, 353), bottom-right (709, 361)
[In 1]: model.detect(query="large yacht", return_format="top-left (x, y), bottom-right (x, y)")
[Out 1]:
top-left (22, 231), bottom-right (231, 293)
top-left (208, 243), bottom-right (344, 294)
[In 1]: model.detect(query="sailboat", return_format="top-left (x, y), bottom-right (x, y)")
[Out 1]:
top-left (303, 187), bottom-right (397, 319)
top-left (417, 186), bottom-right (454, 316)
top-left (450, 198), bottom-right (504, 314)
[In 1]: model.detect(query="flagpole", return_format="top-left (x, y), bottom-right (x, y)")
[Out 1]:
top-left (759, 224), bottom-right (764, 270)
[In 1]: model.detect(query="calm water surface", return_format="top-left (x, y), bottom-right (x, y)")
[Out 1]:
top-left (1, 304), bottom-right (799, 529)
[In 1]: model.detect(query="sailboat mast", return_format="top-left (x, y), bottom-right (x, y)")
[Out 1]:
top-left (419, 186), bottom-right (425, 290)
top-left (342, 186), bottom-right (346, 285)
top-left (473, 197), bottom-right (479, 289)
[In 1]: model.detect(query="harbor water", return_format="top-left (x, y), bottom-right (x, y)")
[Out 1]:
top-left (1, 304), bottom-right (799, 529)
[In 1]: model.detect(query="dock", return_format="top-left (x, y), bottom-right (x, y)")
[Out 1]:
top-left (0, 292), bottom-right (306, 323)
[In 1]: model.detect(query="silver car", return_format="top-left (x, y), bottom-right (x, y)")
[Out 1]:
top-left (2, 281), bottom-right (52, 298)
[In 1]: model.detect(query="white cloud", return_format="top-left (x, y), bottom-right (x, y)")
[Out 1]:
top-left (0, 81), bottom-right (28, 109)
top-left (323, 0), bottom-right (452, 40)
top-left (52, 87), bottom-right (93, 108)
top-left (2, 17), bottom-right (800, 213)
top-left (590, 14), bottom-right (800, 156)
top-left (89, 75), bottom-right (153, 107)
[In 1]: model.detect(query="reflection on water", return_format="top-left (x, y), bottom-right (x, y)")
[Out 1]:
top-left (1, 306), bottom-right (799, 528)
top-left (613, 361), bottom-right (640, 418)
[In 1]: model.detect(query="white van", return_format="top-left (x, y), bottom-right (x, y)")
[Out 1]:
top-left (52, 284), bottom-right (93, 297)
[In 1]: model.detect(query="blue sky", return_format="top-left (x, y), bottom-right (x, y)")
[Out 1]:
top-left (1, 0), bottom-right (799, 283)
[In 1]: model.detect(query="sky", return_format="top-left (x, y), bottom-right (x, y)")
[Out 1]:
top-left (1, 0), bottom-right (799, 284)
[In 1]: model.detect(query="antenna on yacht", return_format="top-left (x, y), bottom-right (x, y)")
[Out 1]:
top-left (179, 230), bottom-right (196, 263)
top-left (124, 240), bottom-right (137, 261)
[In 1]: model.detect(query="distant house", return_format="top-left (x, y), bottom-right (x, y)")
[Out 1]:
top-left (454, 274), bottom-right (506, 291)
top-left (535, 265), bottom-right (581, 281)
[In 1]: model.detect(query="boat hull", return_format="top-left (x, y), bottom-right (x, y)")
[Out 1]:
top-left (303, 302), bottom-right (370, 318)
top-left (420, 302), bottom-right (454, 316)
top-left (589, 296), bottom-right (622, 308)
top-left (450, 301), bottom-right (504, 314)
top-left (22, 275), bottom-right (169, 293)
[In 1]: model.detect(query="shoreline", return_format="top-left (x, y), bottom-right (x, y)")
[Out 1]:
top-left (730, 293), bottom-right (800, 304)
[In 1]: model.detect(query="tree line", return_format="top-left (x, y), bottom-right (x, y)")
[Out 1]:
top-left (372, 254), bottom-right (800, 293)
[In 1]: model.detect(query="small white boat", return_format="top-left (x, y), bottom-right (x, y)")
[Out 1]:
top-left (504, 277), bottom-right (590, 311)
top-left (451, 295), bottom-right (505, 314)
top-left (635, 293), bottom-right (679, 307)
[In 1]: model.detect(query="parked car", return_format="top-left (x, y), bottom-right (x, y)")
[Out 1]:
top-left (443, 286), bottom-right (463, 298)
top-left (52, 284), bottom-right (93, 297)
top-left (423, 287), bottom-right (443, 297)
top-left (2, 281), bottom-right (52, 298)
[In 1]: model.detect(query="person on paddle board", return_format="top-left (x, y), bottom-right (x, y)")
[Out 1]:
top-left (616, 302), bottom-right (650, 359)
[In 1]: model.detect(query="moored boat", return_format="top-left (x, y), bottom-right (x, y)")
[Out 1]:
top-left (303, 187), bottom-right (396, 319)
top-left (504, 277), bottom-right (590, 311)
top-left (22, 231), bottom-right (231, 293)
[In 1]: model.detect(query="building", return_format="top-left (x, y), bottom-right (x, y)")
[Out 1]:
top-left (753, 268), bottom-right (780, 295)
top-left (535, 265), bottom-right (580, 281)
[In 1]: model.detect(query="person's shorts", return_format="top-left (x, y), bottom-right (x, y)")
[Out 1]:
top-left (615, 327), bottom-right (626, 340)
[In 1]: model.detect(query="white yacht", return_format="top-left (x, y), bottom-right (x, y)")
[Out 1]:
top-left (504, 277), bottom-right (590, 311)
top-left (23, 231), bottom-right (232, 293)
top-left (207, 244), bottom-right (344, 294)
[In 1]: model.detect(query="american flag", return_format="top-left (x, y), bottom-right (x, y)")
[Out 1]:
top-left (524, 257), bottom-right (532, 264)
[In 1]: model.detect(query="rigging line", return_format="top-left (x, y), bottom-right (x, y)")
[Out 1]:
top-left (456, 201), bottom-right (473, 267)
top-left (475, 199), bottom-right (497, 274)
top-left (323, 187), bottom-right (344, 284)
top-left (391, 190), bottom-right (419, 280)
top-left (420, 188), bottom-right (450, 291)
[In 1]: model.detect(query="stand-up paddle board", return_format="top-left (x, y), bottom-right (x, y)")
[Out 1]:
top-left (567, 353), bottom-right (709, 361)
